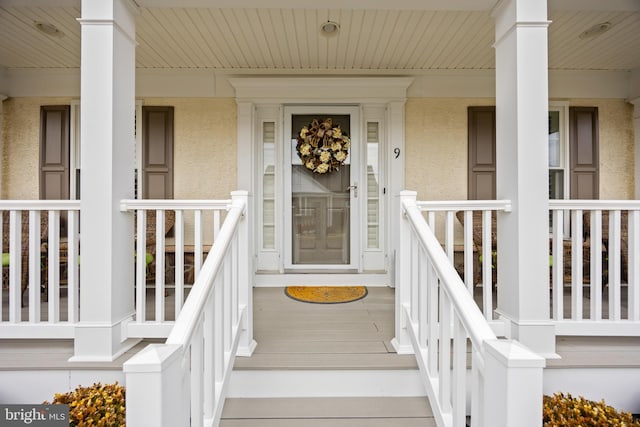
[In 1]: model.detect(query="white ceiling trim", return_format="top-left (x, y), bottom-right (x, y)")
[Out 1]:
top-left (229, 76), bottom-right (414, 103)
top-left (137, 0), bottom-right (498, 11)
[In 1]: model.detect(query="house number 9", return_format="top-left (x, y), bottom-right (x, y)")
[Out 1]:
top-left (394, 148), bottom-right (401, 159)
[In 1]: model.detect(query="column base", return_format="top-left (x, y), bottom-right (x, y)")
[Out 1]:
top-left (70, 318), bottom-right (141, 362)
top-left (496, 311), bottom-right (559, 359)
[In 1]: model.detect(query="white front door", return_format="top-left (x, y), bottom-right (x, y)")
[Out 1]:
top-left (284, 106), bottom-right (360, 270)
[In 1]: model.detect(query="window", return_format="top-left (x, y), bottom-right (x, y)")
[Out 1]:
top-left (548, 105), bottom-right (569, 201)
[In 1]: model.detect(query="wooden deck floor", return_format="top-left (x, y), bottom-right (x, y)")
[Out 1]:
top-left (235, 287), bottom-right (417, 370)
top-left (223, 287), bottom-right (433, 427)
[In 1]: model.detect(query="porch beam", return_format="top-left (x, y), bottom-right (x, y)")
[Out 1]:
top-left (72, 0), bottom-right (140, 361)
top-left (492, 0), bottom-right (556, 356)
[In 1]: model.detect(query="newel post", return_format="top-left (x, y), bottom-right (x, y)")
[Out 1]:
top-left (233, 191), bottom-right (257, 357)
top-left (391, 190), bottom-right (416, 354)
top-left (483, 339), bottom-right (545, 427)
top-left (124, 344), bottom-right (187, 427)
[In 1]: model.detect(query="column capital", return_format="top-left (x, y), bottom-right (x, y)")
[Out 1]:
top-left (493, 0), bottom-right (550, 45)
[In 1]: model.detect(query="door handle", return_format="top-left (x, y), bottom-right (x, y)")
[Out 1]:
top-left (346, 184), bottom-right (358, 198)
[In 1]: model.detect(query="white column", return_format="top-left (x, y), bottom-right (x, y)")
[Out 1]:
top-left (73, 0), bottom-right (139, 361)
top-left (630, 98), bottom-right (640, 199)
top-left (492, 0), bottom-right (556, 356)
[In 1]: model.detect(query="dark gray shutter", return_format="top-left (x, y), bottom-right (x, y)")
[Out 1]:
top-left (142, 106), bottom-right (174, 199)
top-left (39, 105), bottom-right (70, 200)
top-left (468, 106), bottom-right (496, 200)
top-left (569, 107), bottom-right (599, 199)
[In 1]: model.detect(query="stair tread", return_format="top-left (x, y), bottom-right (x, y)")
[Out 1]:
top-left (221, 397), bottom-right (433, 419)
top-left (234, 352), bottom-right (418, 370)
top-left (220, 418), bottom-right (436, 427)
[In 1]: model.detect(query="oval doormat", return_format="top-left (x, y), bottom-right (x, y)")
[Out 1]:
top-left (285, 286), bottom-right (368, 304)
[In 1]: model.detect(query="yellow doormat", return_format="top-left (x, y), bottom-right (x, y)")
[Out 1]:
top-left (285, 286), bottom-right (368, 304)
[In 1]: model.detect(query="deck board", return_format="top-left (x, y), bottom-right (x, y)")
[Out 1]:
top-left (235, 287), bottom-right (417, 370)
top-left (220, 397), bottom-right (436, 427)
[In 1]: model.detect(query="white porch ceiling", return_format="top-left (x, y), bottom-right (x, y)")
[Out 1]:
top-left (0, 1), bottom-right (639, 72)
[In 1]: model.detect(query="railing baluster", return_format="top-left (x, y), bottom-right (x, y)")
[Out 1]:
top-left (445, 211), bottom-right (454, 262)
top-left (190, 322), bottom-right (204, 427)
top-left (28, 210), bottom-right (41, 322)
top-left (463, 210), bottom-right (474, 294)
top-left (9, 210), bottom-right (21, 323)
top-left (552, 209), bottom-right (564, 320)
top-left (591, 210), bottom-right (603, 321)
top-left (213, 210), bottom-right (221, 241)
top-left (481, 210), bottom-right (492, 320)
top-left (135, 210), bottom-right (147, 323)
top-left (427, 257), bottom-right (438, 375)
top-left (439, 289), bottom-right (452, 416)
top-left (571, 209), bottom-right (583, 320)
top-left (630, 211), bottom-right (640, 321)
top-left (609, 210), bottom-right (622, 320)
top-left (194, 210), bottom-right (203, 279)
top-left (47, 210), bottom-right (60, 323)
top-left (452, 317), bottom-right (467, 427)
top-left (203, 288), bottom-right (215, 420)
top-left (410, 232), bottom-right (418, 321)
top-left (418, 244), bottom-right (428, 348)
top-left (67, 210), bottom-right (80, 323)
top-left (155, 210), bottom-right (166, 322)
top-left (175, 210), bottom-right (185, 312)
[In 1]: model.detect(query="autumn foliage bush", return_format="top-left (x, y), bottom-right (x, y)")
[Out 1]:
top-left (45, 382), bottom-right (126, 426)
top-left (543, 392), bottom-right (639, 426)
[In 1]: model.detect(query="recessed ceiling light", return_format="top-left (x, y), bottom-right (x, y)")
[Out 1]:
top-left (34, 21), bottom-right (64, 37)
top-left (579, 22), bottom-right (612, 39)
top-left (320, 21), bottom-right (340, 37)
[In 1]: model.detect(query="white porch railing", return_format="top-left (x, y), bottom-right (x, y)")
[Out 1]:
top-left (415, 199), bottom-right (511, 332)
top-left (120, 198), bottom-right (232, 338)
top-left (396, 191), bottom-right (544, 427)
top-left (124, 191), bottom-right (255, 427)
top-left (0, 201), bottom-right (80, 338)
top-left (549, 200), bottom-right (640, 335)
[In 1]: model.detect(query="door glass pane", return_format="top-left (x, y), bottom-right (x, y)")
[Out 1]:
top-left (291, 114), bottom-right (351, 265)
top-left (366, 122), bottom-right (380, 249)
top-left (262, 122), bottom-right (276, 249)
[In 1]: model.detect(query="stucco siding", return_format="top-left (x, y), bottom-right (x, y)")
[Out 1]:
top-left (139, 98), bottom-right (237, 200)
top-left (1, 96), bottom-right (632, 202)
top-left (2, 97), bottom-right (73, 199)
top-left (569, 99), bottom-right (634, 199)
top-left (405, 97), bottom-right (635, 201)
top-left (405, 98), bottom-right (494, 201)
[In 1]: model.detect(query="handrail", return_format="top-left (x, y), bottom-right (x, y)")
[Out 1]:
top-left (0, 200), bottom-right (80, 210)
top-left (403, 200), bottom-right (496, 348)
top-left (166, 198), bottom-right (243, 346)
top-left (549, 199), bottom-right (640, 210)
top-left (120, 199), bottom-right (231, 211)
top-left (416, 199), bottom-right (512, 212)
top-left (124, 191), bottom-right (254, 427)
top-left (396, 191), bottom-right (544, 427)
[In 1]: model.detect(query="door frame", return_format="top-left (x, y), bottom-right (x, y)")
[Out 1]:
top-left (229, 76), bottom-right (412, 285)
top-left (283, 105), bottom-right (361, 271)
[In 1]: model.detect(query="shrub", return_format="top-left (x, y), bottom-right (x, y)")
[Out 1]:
top-left (543, 392), bottom-right (639, 426)
top-left (45, 382), bottom-right (126, 426)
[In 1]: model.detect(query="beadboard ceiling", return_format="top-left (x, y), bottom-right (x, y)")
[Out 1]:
top-left (0, 1), bottom-right (638, 72)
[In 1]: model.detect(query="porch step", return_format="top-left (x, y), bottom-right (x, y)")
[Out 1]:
top-left (220, 397), bottom-right (436, 427)
top-left (229, 287), bottom-right (425, 398)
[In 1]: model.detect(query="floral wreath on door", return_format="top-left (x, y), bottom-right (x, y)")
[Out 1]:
top-left (296, 118), bottom-right (350, 174)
